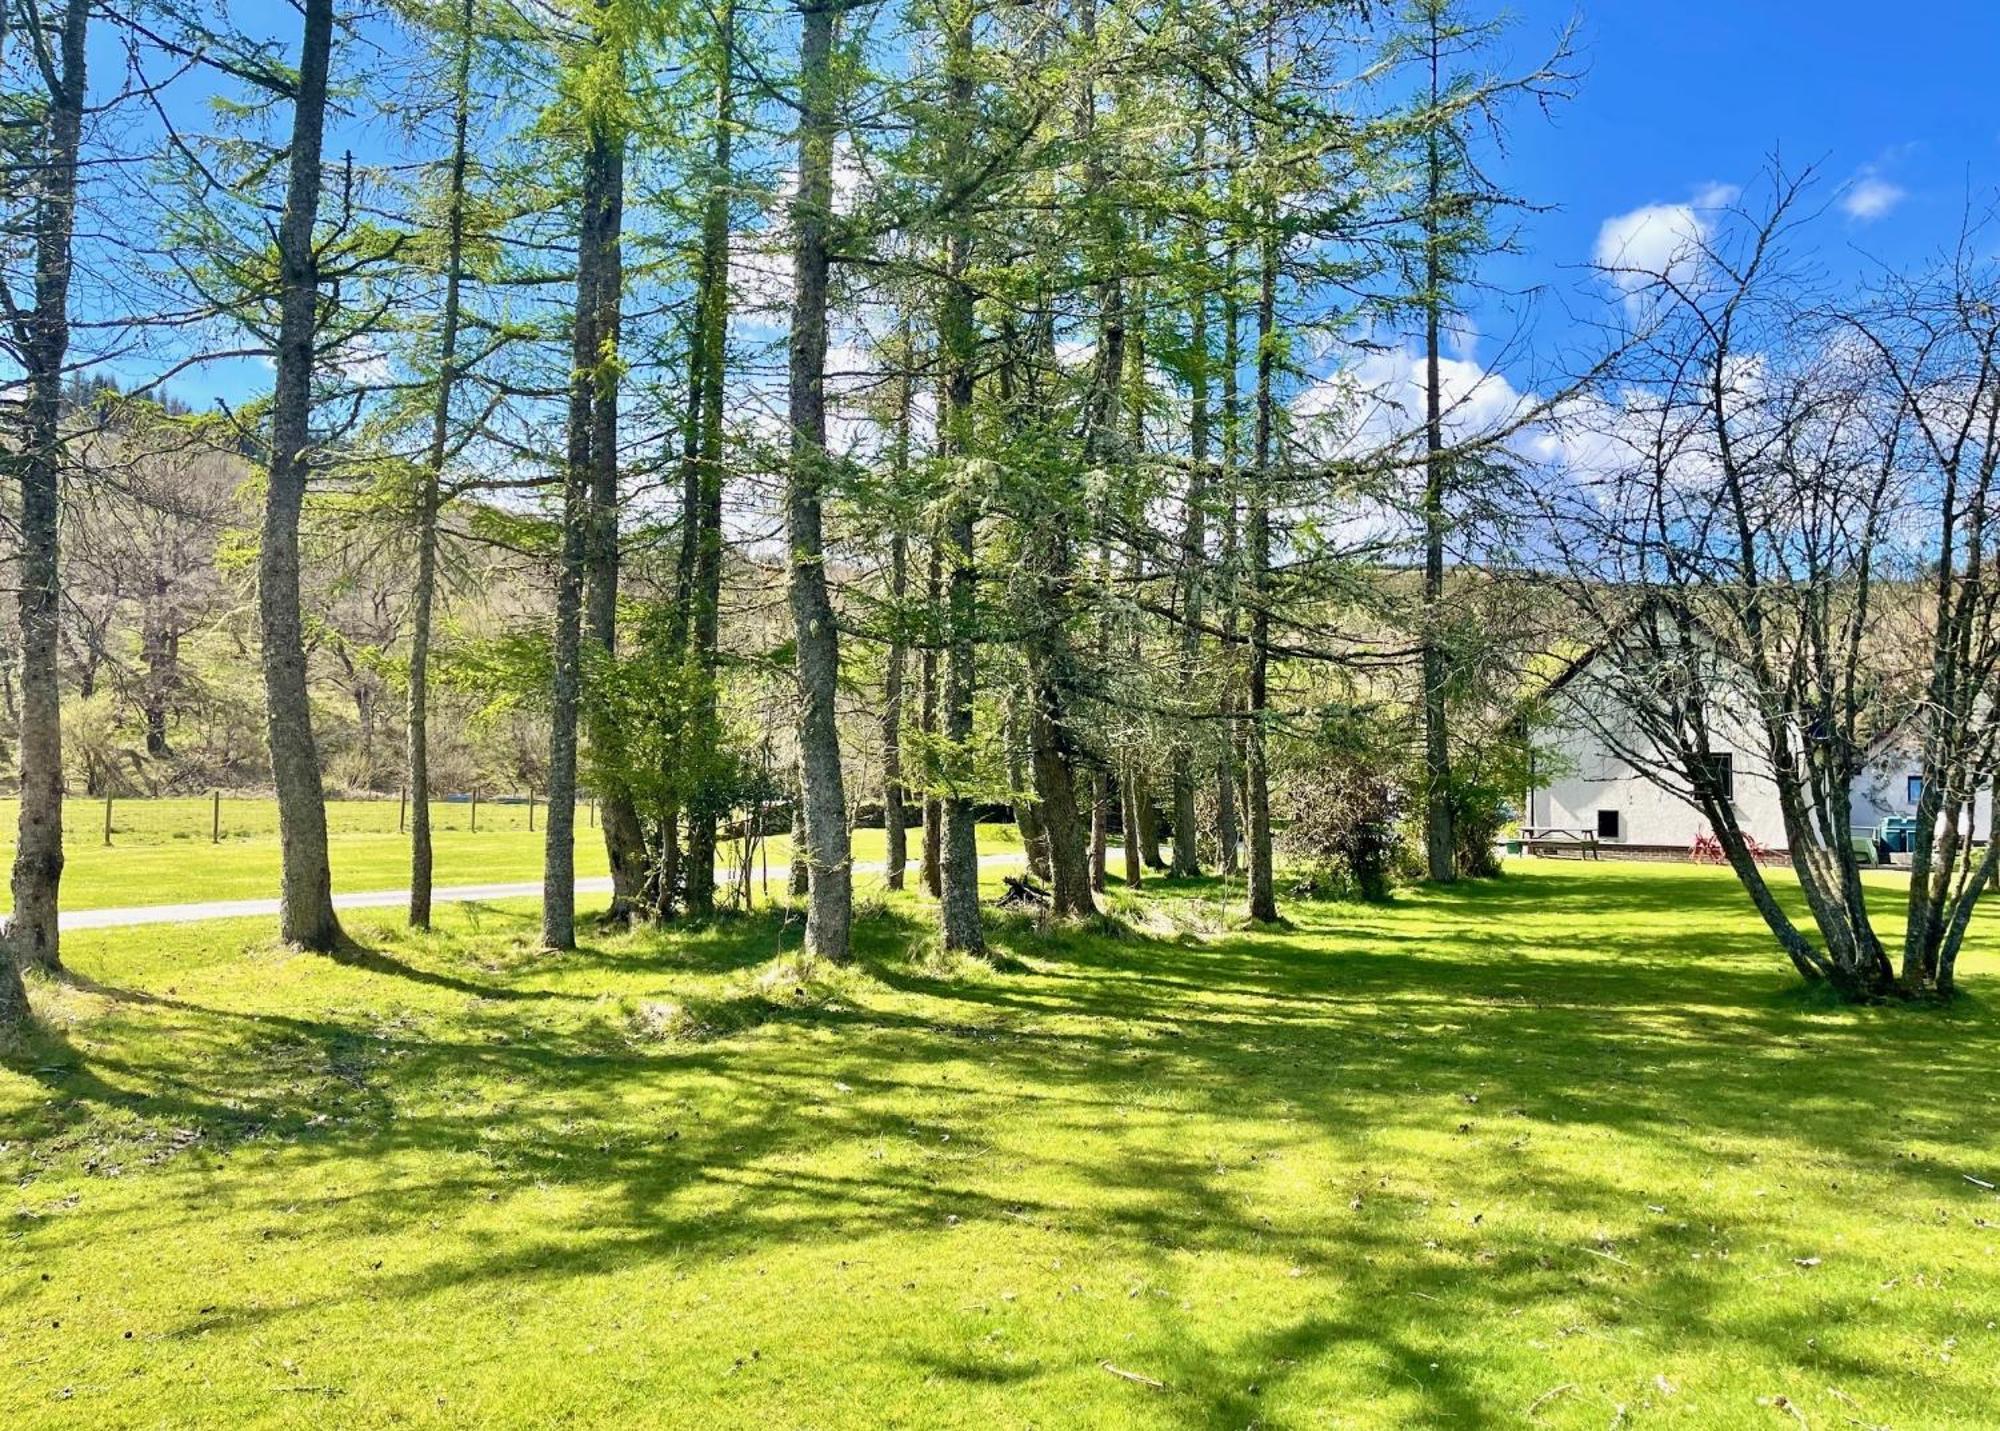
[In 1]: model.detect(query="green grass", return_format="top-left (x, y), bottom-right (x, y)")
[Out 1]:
top-left (0, 799), bottom-right (1022, 912)
top-left (0, 797), bottom-right (604, 912)
top-left (4, 859), bottom-right (1998, 1427)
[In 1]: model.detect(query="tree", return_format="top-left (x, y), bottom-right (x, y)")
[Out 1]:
top-left (785, 0), bottom-right (852, 962)
top-left (407, 0), bottom-right (478, 930)
top-left (2, 0), bottom-right (88, 983)
top-left (1533, 172), bottom-right (2000, 999)
top-left (675, 0), bottom-right (736, 918)
top-left (261, 0), bottom-right (344, 951)
top-left (932, 0), bottom-right (984, 954)
top-left (1392, 0), bottom-right (1571, 884)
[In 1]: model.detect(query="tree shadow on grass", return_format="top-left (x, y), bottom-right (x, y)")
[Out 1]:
top-left (330, 936), bottom-right (566, 1003)
top-left (9, 863), bottom-right (1998, 1421)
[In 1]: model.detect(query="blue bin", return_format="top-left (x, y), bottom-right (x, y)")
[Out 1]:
top-left (1878, 816), bottom-right (1918, 854)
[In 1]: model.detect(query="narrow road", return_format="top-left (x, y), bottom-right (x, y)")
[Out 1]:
top-left (56, 854), bottom-right (1024, 931)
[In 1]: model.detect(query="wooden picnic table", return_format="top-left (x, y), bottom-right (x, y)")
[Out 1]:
top-left (1519, 825), bottom-right (1601, 860)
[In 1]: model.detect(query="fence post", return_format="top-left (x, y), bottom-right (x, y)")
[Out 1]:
top-left (471, 786), bottom-right (479, 833)
top-left (399, 784), bottom-right (407, 834)
top-left (529, 792), bottom-right (536, 833)
top-left (103, 792), bottom-right (113, 847)
top-left (212, 788), bottom-right (220, 843)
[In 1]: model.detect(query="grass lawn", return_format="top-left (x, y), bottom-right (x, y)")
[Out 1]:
top-left (0, 799), bottom-right (1020, 912)
top-left (0, 798), bottom-right (607, 913)
top-left (3, 859), bottom-right (1998, 1427)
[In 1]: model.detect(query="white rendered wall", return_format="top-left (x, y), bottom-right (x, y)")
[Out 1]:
top-left (1531, 675), bottom-right (1789, 849)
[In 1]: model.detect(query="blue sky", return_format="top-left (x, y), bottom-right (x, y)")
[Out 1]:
top-left (1479, 1), bottom-right (2000, 354)
top-left (97, 3), bottom-right (2000, 416)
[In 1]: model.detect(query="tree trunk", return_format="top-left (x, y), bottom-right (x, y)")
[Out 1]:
top-left (785, 0), bottom-right (852, 960)
top-left (6, 0), bottom-right (87, 983)
top-left (1121, 773), bottom-right (1144, 888)
top-left (1135, 777), bottom-right (1166, 869)
top-left (408, 0), bottom-right (476, 931)
top-left (141, 572), bottom-right (175, 758)
top-left (920, 540), bottom-right (943, 897)
top-left (881, 321), bottom-right (912, 892)
top-left (1005, 313), bottom-right (1092, 912)
top-left (932, 0), bottom-right (984, 955)
top-left (1026, 702), bottom-right (1090, 912)
top-left (1215, 459), bottom-right (1242, 873)
top-left (937, 489), bottom-right (983, 952)
top-left (1419, 52), bottom-right (1456, 885)
top-left (1089, 770), bottom-right (1108, 892)
top-left (574, 112), bottom-right (650, 922)
top-left (1169, 143), bottom-right (1211, 880)
top-left (1212, 155), bottom-right (1245, 879)
top-left (682, 0), bottom-right (736, 918)
top-left (544, 58), bottom-right (616, 951)
top-left (789, 775), bottom-right (810, 897)
top-left (261, 0), bottom-right (342, 952)
top-left (883, 533), bottom-right (909, 890)
top-left (1243, 222), bottom-right (1279, 925)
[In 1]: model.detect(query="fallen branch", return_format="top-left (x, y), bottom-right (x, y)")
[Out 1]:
top-left (1760, 1393), bottom-right (1810, 1429)
top-left (997, 875), bottom-right (1052, 909)
top-left (1524, 1383), bottom-right (1574, 1418)
top-left (1100, 1361), bottom-right (1165, 1390)
top-left (1963, 1174), bottom-right (1995, 1190)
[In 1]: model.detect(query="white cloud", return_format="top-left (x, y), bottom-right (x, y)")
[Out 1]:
top-left (327, 335), bottom-right (392, 388)
top-left (1295, 344), bottom-right (1531, 457)
top-left (1593, 183), bottom-right (1738, 305)
top-left (1841, 170), bottom-right (1906, 222)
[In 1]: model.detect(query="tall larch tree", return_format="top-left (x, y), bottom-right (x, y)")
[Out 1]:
top-left (263, 0), bottom-right (344, 951)
top-left (785, 0), bottom-right (853, 961)
top-left (3, 0), bottom-right (88, 989)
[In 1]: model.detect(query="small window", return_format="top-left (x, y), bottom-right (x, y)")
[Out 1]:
top-left (1597, 809), bottom-right (1622, 839)
top-left (1695, 752), bottom-right (1735, 803)
top-left (1907, 774), bottom-right (1924, 806)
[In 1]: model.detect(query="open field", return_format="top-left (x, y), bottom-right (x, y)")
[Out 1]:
top-left (0, 797), bottom-right (603, 913)
top-left (0, 799), bottom-right (1024, 914)
top-left (4, 859), bottom-right (1997, 1427)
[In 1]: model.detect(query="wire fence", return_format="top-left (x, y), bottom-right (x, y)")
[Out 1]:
top-left (0, 792), bottom-right (594, 848)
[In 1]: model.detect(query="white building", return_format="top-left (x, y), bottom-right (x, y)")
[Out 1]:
top-left (1849, 736), bottom-right (1993, 844)
top-left (1524, 650), bottom-right (1991, 857)
top-left (1524, 651), bottom-right (1789, 854)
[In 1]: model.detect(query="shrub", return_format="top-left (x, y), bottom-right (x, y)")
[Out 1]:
top-left (1281, 710), bottom-right (1410, 901)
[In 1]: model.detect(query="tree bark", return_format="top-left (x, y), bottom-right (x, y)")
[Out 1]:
top-left (681, 0), bottom-right (736, 917)
top-left (883, 530), bottom-right (909, 889)
top-left (1135, 778), bottom-right (1165, 869)
top-left (1089, 770), bottom-right (1109, 892)
top-left (1215, 263), bottom-right (1243, 877)
top-left (882, 319), bottom-right (912, 892)
top-left (140, 573), bottom-right (175, 758)
top-left (262, 0), bottom-right (342, 952)
top-left (1419, 41), bottom-right (1456, 884)
top-left (1169, 136), bottom-right (1211, 881)
top-left (919, 539), bottom-right (943, 897)
top-left (544, 63), bottom-right (618, 950)
top-left (408, 0), bottom-right (476, 931)
top-left (1121, 772), bottom-right (1144, 887)
top-left (786, 0), bottom-right (852, 960)
top-left (1027, 684), bottom-right (1092, 913)
top-left (1005, 695), bottom-right (1047, 878)
top-left (937, 489), bottom-right (983, 951)
top-left (575, 111), bottom-right (650, 922)
top-left (5, 0), bottom-right (87, 982)
top-left (1244, 221), bottom-right (1279, 925)
top-left (788, 771), bottom-right (810, 897)
top-left (932, 0), bottom-right (984, 955)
